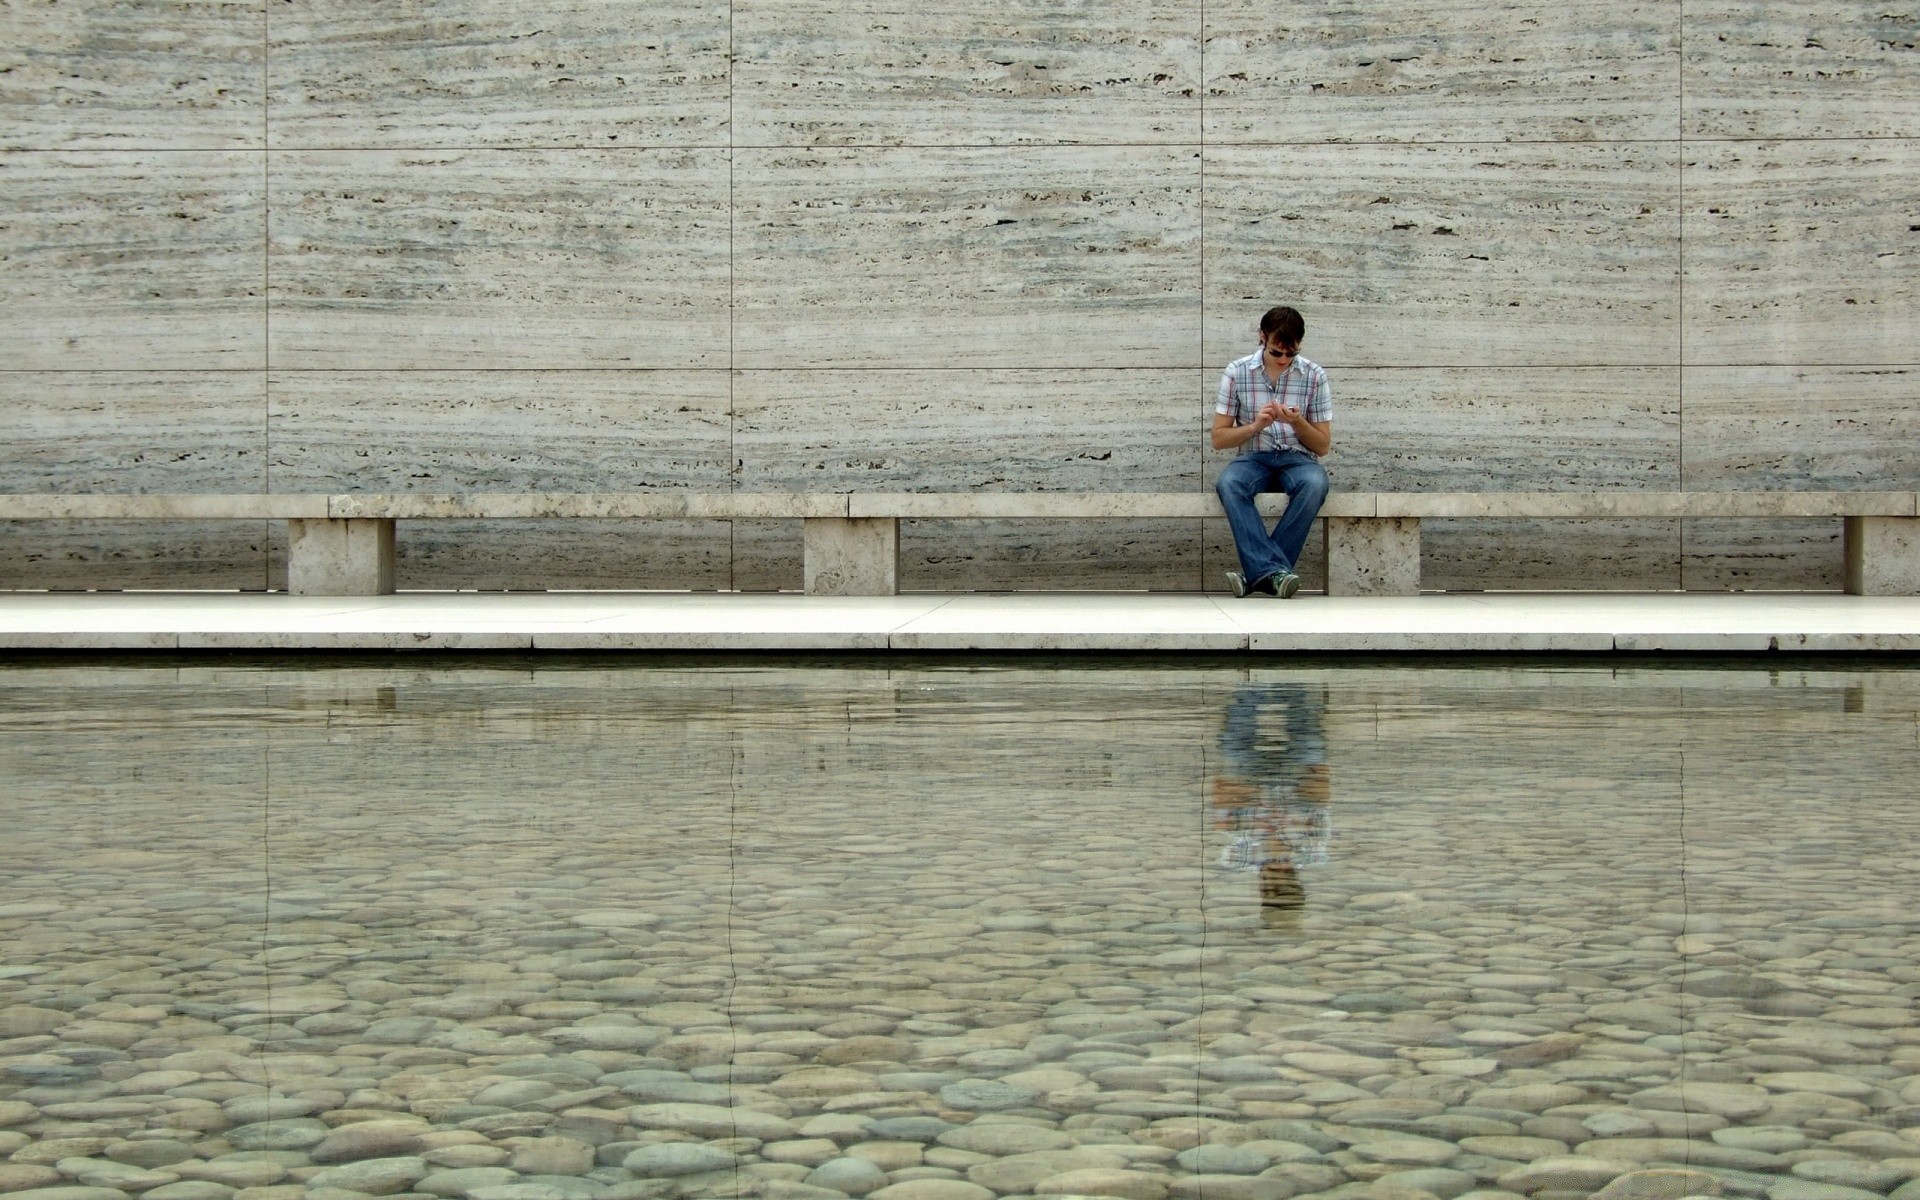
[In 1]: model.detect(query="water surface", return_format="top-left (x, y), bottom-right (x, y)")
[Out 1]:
top-left (1, 659), bottom-right (1917, 1200)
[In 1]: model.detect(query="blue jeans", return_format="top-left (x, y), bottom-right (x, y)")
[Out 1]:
top-left (1215, 449), bottom-right (1330, 583)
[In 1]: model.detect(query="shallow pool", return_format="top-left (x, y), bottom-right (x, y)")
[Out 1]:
top-left (1, 659), bottom-right (1917, 1200)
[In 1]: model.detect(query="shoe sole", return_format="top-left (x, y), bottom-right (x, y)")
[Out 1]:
top-left (1276, 574), bottom-right (1301, 599)
top-left (1225, 572), bottom-right (1249, 598)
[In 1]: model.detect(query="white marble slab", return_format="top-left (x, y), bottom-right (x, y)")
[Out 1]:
top-left (266, 0), bottom-right (729, 149)
top-left (0, 0), bottom-right (265, 150)
top-left (268, 149), bottom-right (729, 369)
top-left (1683, 139), bottom-right (1918, 367)
top-left (4, 591), bottom-right (1919, 652)
top-left (1203, 142), bottom-right (1680, 369)
top-left (733, 146), bottom-right (1201, 368)
top-left (0, 152), bottom-right (266, 369)
top-left (732, 0), bottom-right (1199, 146)
top-left (535, 594), bottom-right (951, 650)
top-left (888, 593), bottom-right (1247, 651)
top-left (1221, 592), bottom-right (1920, 652)
top-left (1684, 1), bottom-right (1920, 139)
top-left (1205, 0), bottom-right (1680, 144)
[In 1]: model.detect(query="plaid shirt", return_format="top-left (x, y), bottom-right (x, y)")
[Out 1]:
top-left (1215, 351), bottom-right (1332, 455)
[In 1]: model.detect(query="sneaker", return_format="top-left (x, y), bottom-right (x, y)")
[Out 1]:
top-left (1275, 571), bottom-right (1301, 599)
top-left (1246, 573), bottom-right (1281, 596)
top-left (1225, 570), bottom-right (1249, 598)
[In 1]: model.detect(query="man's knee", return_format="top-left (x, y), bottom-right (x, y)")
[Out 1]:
top-left (1289, 462), bottom-right (1330, 504)
top-left (1216, 462), bottom-right (1263, 500)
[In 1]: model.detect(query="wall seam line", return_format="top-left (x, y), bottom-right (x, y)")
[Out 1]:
top-left (1678, 0), bottom-right (1689, 590)
top-left (728, 0), bottom-right (738, 592)
top-left (262, 0), bottom-right (273, 591)
top-left (1198, 0), bottom-right (1208, 592)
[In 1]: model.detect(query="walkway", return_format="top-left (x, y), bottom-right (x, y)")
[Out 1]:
top-left (3, 591), bottom-right (1919, 652)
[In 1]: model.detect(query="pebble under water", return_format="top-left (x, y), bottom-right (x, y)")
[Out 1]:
top-left (1, 659), bottom-right (1917, 1200)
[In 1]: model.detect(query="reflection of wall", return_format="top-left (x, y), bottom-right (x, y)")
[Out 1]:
top-left (2, 1), bottom-right (1914, 591)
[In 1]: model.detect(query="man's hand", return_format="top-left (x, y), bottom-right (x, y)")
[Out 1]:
top-left (1254, 401), bottom-right (1286, 429)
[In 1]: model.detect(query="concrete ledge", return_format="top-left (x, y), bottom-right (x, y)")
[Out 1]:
top-left (844, 493), bottom-right (1377, 518)
top-left (4, 491), bottom-right (1912, 521)
top-left (0, 494), bottom-right (330, 519)
top-left (7, 493), bottom-right (1915, 599)
top-left (1373, 491), bottom-right (1919, 519)
top-left (325, 493), bottom-right (855, 520)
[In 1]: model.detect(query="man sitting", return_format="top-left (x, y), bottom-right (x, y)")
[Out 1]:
top-left (1210, 305), bottom-right (1333, 598)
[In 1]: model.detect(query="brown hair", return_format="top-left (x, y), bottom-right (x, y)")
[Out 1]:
top-left (1259, 306), bottom-right (1306, 349)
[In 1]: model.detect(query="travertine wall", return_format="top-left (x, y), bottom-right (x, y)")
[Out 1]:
top-left (2, 0), bottom-right (1915, 592)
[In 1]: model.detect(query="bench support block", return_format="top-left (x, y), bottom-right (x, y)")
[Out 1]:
top-left (288, 518), bottom-right (396, 596)
top-left (804, 517), bottom-right (898, 596)
top-left (1326, 516), bottom-right (1421, 597)
top-left (1844, 516), bottom-right (1920, 596)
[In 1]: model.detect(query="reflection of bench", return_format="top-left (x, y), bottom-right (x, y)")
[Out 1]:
top-left (3, 492), bottom-right (1915, 597)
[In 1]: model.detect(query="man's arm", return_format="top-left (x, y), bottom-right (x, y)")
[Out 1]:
top-left (1211, 411), bottom-right (1272, 451)
top-left (1294, 369), bottom-right (1334, 456)
top-left (1292, 418), bottom-right (1332, 457)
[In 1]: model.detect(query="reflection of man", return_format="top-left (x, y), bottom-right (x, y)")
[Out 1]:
top-left (1212, 684), bottom-right (1332, 909)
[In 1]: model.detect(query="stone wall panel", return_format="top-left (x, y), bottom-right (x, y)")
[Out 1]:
top-left (0, 518), bottom-right (270, 591)
top-left (1203, 142), bottom-right (1680, 369)
top-left (1680, 365), bottom-right (1920, 491)
top-left (733, 0), bottom-right (1199, 146)
top-left (1680, 518), bottom-right (1842, 591)
top-left (896, 517), bottom-right (1204, 592)
top-left (267, 0), bottom-right (730, 149)
top-left (0, 0), bottom-right (265, 150)
top-left (1684, 1), bottom-right (1920, 139)
top-left (0, 152), bottom-right (265, 370)
top-left (267, 149), bottom-right (730, 369)
top-left (1421, 518), bottom-right (1681, 591)
top-left (1682, 139), bottom-right (1917, 366)
top-left (389, 518), bottom-right (731, 591)
top-left (733, 368), bottom-right (1204, 492)
top-left (268, 369), bottom-right (732, 491)
top-left (0, 371), bottom-right (267, 588)
top-left (733, 146), bottom-right (1202, 368)
top-left (1205, 0), bottom-right (1680, 144)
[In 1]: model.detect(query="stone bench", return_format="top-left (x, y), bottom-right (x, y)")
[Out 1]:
top-left (2, 491), bottom-right (1915, 597)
